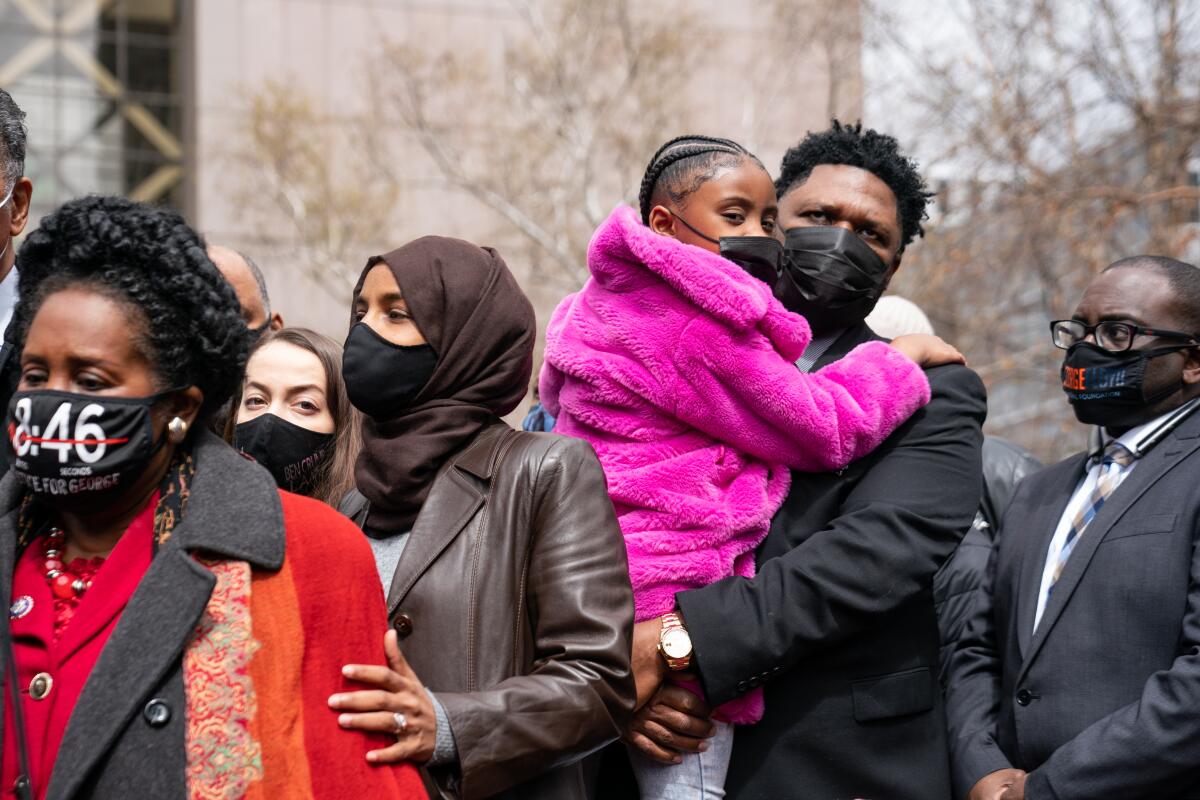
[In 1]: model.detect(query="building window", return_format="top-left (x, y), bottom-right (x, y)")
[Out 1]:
top-left (0, 0), bottom-right (185, 224)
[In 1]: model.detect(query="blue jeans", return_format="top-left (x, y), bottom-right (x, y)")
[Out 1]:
top-left (628, 720), bottom-right (733, 799)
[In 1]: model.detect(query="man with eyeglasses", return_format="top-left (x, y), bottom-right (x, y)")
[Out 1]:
top-left (0, 88), bottom-right (33, 471)
top-left (946, 255), bottom-right (1200, 800)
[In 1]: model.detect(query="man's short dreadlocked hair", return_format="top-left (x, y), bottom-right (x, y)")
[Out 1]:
top-left (776, 120), bottom-right (933, 251)
top-left (638, 135), bottom-right (765, 225)
top-left (14, 195), bottom-right (250, 422)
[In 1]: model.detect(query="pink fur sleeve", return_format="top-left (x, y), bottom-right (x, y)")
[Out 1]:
top-left (671, 318), bottom-right (931, 471)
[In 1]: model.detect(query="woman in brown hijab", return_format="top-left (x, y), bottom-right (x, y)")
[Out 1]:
top-left (327, 236), bottom-right (636, 800)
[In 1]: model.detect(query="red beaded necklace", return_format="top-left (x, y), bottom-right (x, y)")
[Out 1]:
top-left (41, 528), bottom-right (101, 600)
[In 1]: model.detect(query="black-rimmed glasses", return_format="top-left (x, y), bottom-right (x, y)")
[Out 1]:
top-left (1050, 319), bottom-right (1200, 352)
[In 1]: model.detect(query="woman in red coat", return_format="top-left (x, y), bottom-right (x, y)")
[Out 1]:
top-left (0, 196), bottom-right (424, 799)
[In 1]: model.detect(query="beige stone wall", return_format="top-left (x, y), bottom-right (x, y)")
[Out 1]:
top-left (191, 0), bottom-right (863, 390)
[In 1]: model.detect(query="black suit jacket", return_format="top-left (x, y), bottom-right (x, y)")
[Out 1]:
top-left (0, 313), bottom-right (19, 472)
top-left (677, 323), bottom-right (987, 800)
top-left (946, 408), bottom-right (1200, 800)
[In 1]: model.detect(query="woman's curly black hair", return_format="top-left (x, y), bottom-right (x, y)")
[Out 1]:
top-left (13, 195), bottom-right (249, 422)
top-left (776, 120), bottom-right (933, 252)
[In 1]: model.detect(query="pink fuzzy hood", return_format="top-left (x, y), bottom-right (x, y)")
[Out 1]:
top-left (542, 206), bottom-right (930, 723)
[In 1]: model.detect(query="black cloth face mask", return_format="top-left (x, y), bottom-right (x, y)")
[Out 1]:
top-left (779, 226), bottom-right (892, 336)
top-left (234, 413), bottom-right (333, 496)
top-left (667, 211), bottom-right (785, 287)
top-left (1061, 342), bottom-right (1188, 427)
top-left (7, 389), bottom-right (170, 503)
top-left (342, 322), bottom-right (438, 421)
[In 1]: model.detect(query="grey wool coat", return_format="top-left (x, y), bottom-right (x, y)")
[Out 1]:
top-left (0, 432), bottom-right (285, 800)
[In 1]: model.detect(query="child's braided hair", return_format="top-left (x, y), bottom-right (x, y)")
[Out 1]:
top-left (637, 135), bottom-right (764, 225)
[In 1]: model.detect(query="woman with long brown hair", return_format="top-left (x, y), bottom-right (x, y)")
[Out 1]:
top-left (224, 327), bottom-right (361, 507)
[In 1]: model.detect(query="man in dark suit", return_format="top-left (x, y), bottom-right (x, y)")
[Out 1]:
top-left (621, 121), bottom-right (987, 799)
top-left (946, 256), bottom-right (1200, 800)
top-left (0, 89), bottom-right (34, 471)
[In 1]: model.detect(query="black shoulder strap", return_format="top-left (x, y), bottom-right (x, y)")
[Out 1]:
top-left (2, 611), bottom-right (32, 800)
top-left (337, 488), bottom-right (370, 530)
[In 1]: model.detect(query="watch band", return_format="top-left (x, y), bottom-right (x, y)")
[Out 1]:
top-left (659, 611), bottom-right (692, 670)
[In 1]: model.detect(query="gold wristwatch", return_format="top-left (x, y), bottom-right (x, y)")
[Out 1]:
top-left (658, 611), bottom-right (693, 671)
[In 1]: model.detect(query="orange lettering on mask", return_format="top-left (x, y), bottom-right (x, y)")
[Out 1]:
top-left (1064, 366), bottom-right (1087, 391)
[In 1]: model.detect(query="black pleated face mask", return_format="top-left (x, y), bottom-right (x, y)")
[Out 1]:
top-left (234, 413), bottom-right (333, 496)
top-left (719, 236), bottom-right (784, 287)
top-left (778, 226), bottom-right (891, 335)
top-left (341, 322), bottom-right (438, 421)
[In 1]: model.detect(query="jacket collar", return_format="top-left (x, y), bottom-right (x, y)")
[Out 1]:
top-left (170, 430), bottom-right (284, 569)
top-left (452, 423), bottom-right (514, 480)
top-left (590, 205), bottom-right (774, 330)
top-left (385, 423), bottom-right (514, 610)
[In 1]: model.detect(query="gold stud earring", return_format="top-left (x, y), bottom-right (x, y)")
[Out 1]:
top-left (168, 416), bottom-right (188, 443)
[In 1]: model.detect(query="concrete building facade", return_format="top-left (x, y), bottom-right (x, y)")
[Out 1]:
top-left (1, 0), bottom-right (862, 343)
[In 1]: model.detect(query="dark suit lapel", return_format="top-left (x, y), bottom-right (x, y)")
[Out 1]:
top-left (0, 474), bottom-right (24, 757)
top-left (46, 542), bottom-right (215, 800)
top-left (0, 341), bottom-right (13, 379)
top-left (1020, 423), bottom-right (1200, 677)
top-left (386, 464), bottom-right (484, 612)
top-left (1015, 454), bottom-right (1089, 659)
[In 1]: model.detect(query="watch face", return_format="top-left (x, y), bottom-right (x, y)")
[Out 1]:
top-left (661, 628), bottom-right (692, 659)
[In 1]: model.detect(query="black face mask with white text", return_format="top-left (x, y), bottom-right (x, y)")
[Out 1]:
top-left (7, 389), bottom-right (170, 504)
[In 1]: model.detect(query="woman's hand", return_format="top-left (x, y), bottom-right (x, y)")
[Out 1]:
top-left (891, 333), bottom-right (968, 368)
top-left (330, 629), bottom-right (437, 764)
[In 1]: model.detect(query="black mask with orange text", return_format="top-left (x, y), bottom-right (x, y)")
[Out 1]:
top-left (1060, 342), bottom-right (1188, 426)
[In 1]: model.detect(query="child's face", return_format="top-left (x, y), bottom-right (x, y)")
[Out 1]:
top-left (649, 159), bottom-right (779, 255)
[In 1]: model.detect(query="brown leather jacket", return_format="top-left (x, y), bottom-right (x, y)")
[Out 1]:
top-left (343, 423), bottom-right (635, 800)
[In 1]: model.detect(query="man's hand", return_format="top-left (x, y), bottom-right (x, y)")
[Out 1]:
top-left (632, 617), bottom-right (668, 708)
top-left (626, 683), bottom-right (717, 764)
top-left (999, 772), bottom-right (1027, 800)
top-left (968, 769), bottom-right (1027, 800)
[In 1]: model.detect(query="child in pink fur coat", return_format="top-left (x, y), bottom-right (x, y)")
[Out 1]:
top-left (540, 135), bottom-right (960, 798)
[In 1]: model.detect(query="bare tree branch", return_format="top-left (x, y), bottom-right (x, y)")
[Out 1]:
top-left (879, 0), bottom-right (1200, 458)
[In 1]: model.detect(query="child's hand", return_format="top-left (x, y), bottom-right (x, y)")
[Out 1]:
top-left (891, 334), bottom-right (967, 368)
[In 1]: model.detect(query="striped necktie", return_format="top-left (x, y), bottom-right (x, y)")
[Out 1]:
top-left (1046, 441), bottom-right (1137, 596)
